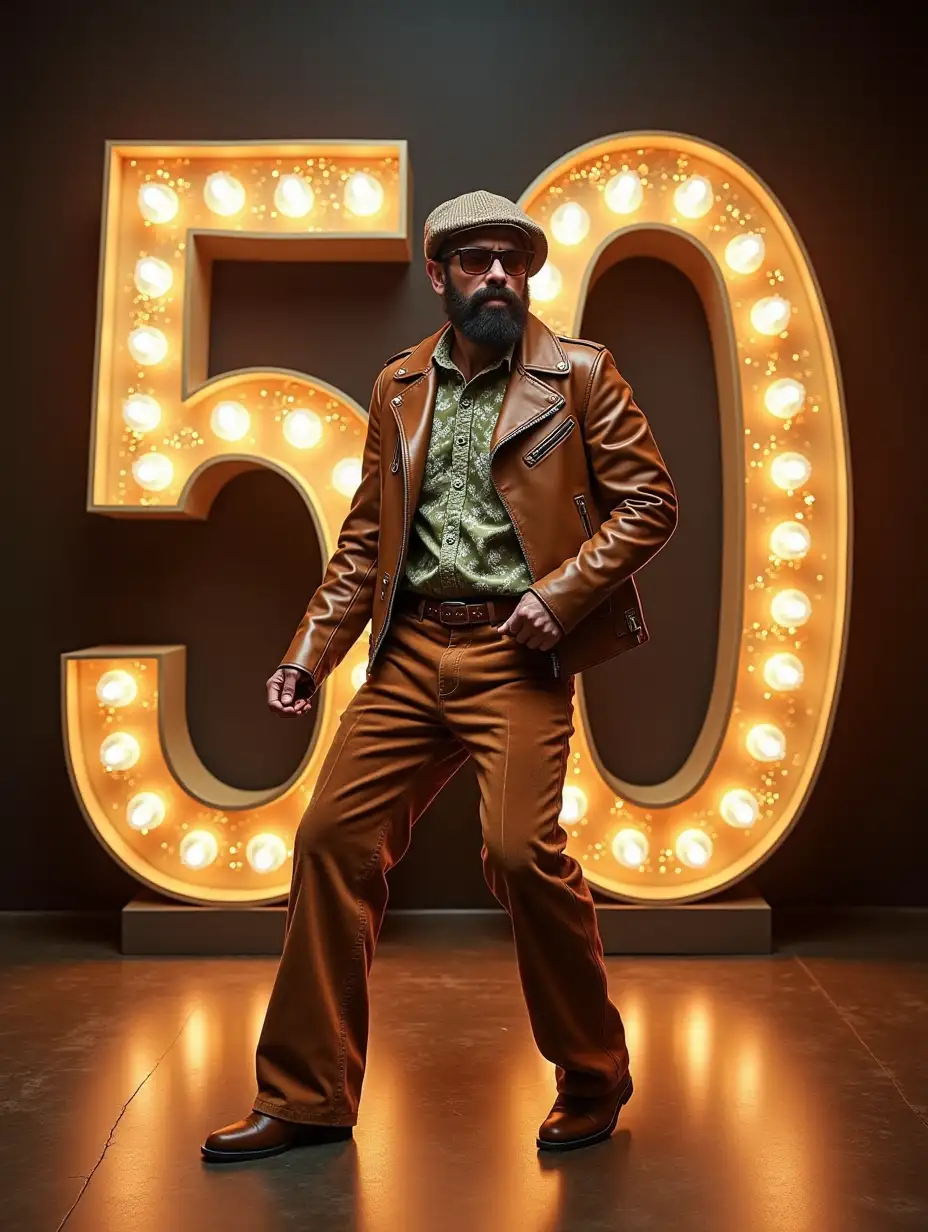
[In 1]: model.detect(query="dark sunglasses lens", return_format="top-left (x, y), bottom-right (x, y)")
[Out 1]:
top-left (459, 249), bottom-right (492, 274)
top-left (500, 251), bottom-right (529, 275)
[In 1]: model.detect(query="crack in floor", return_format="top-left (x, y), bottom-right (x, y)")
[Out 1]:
top-left (794, 955), bottom-right (928, 1132)
top-left (54, 1008), bottom-right (195, 1230)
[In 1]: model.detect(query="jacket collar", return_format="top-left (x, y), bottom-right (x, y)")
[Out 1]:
top-left (392, 311), bottom-right (570, 381)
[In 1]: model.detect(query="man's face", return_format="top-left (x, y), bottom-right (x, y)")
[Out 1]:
top-left (428, 225), bottom-right (532, 348)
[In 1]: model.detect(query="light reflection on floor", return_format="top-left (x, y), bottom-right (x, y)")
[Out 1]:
top-left (3, 925), bottom-right (926, 1232)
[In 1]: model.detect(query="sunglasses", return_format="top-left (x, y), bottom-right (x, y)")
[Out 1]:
top-left (441, 247), bottom-right (533, 276)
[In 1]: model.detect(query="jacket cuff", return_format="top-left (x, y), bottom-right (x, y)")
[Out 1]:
top-left (279, 662), bottom-right (316, 689)
top-left (528, 586), bottom-right (566, 633)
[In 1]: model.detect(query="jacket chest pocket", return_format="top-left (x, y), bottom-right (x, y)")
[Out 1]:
top-left (522, 415), bottom-right (575, 467)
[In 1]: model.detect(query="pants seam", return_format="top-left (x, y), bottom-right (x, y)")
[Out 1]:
top-left (556, 724), bottom-right (624, 1091)
top-left (331, 802), bottom-right (393, 1120)
top-left (330, 742), bottom-right (456, 1120)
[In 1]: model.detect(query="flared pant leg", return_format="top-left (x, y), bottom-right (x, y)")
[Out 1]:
top-left (439, 623), bottom-right (631, 1100)
top-left (253, 612), bottom-right (470, 1126)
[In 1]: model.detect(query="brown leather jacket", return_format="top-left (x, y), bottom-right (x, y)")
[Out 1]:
top-left (280, 310), bottom-right (678, 687)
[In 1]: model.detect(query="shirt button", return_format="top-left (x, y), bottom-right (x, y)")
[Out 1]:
top-left (457, 435), bottom-right (466, 445)
top-left (446, 535), bottom-right (455, 545)
top-left (461, 397), bottom-right (472, 408)
top-left (453, 478), bottom-right (463, 489)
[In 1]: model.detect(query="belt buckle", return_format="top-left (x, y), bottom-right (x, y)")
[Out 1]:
top-left (439, 600), bottom-right (469, 625)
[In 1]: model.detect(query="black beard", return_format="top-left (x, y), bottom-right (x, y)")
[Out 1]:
top-left (441, 274), bottom-right (530, 348)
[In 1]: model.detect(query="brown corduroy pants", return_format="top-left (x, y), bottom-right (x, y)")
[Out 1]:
top-left (252, 600), bottom-right (630, 1126)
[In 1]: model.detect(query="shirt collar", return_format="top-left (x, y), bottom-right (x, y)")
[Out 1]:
top-left (433, 325), bottom-right (515, 379)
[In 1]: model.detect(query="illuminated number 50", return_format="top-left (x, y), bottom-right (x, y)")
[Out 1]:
top-left (63, 133), bottom-right (849, 906)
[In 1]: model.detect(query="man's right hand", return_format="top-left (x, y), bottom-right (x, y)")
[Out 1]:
top-left (266, 666), bottom-right (315, 717)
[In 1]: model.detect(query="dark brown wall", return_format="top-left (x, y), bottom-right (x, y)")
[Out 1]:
top-left (8, 1), bottom-right (922, 908)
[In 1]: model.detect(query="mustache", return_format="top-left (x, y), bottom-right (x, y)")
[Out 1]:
top-left (469, 286), bottom-right (521, 310)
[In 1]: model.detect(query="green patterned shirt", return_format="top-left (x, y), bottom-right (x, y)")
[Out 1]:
top-left (401, 326), bottom-right (535, 598)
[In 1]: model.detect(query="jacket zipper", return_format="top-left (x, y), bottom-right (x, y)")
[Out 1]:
top-left (523, 416), bottom-right (575, 466)
top-left (372, 384), bottom-right (566, 677)
top-left (490, 398), bottom-right (563, 679)
top-left (575, 494), bottom-right (641, 635)
top-left (574, 493), bottom-right (593, 537)
top-left (370, 410), bottom-right (409, 670)
top-left (391, 433), bottom-right (400, 474)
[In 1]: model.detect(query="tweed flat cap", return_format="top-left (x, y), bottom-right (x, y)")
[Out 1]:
top-left (424, 189), bottom-right (548, 275)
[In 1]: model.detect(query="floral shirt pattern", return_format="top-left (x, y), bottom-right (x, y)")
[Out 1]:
top-left (401, 326), bottom-right (534, 598)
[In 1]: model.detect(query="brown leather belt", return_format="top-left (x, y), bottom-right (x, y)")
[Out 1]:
top-left (398, 589), bottom-right (521, 626)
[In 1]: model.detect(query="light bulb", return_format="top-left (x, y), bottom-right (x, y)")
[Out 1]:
top-left (282, 408), bottom-right (323, 449)
top-left (128, 326), bottom-right (168, 366)
top-left (770, 588), bottom-right (811, 628)
top-left (674, 175), bottom-right (713, 219)
top-left (100, 732), bottom-right (140, 772)
top-left (720, 789), bottom-right (759, 829)
top-left (746, 723), bottom-right (786, 762)
top-left (344, 172), bottom-right (384, 217)
top-left (274, 174), bottom-right (315, 219)
top-left (96, 669), bottom-right (137, 707)
top-left (203, 171), bottom-right (245, 216)
top-left (763, 652), bottom-right (804, 691)
top-left (770, 520), bottom-right (811, 560)
top-left (676, 828), bottom-right (713, 868)
top-left (332, 457), bottom-right (362, 497)
top-left (612, 827), bottom-right (649, 868)
top-left (122, 394), bottom-right (162, 433)
top-left (179, 830), bottom-right (219, 870)
top-left (559, 785), bottom-right (588, 824)
top-left (138, 182), bottom-right (179, 223)
top-left (132, 452), bottom-right (174, 492)
top-left (764, 378), bottom-right (806, 419)
top-left (725, 232), bottom-right (765, 275)
top-left (528, 261), bottom-right (562, 302)
top-left (751, 296), bottom-right (792, 335)
top-left (127, 792), bottom-right (166, 831)
top-left (246, 833), bottom-right (288, 874)
top-left (550, 202), bottom-right (590, 245)
top-left (210, 400), bottom-right (250, 442)
top-left (771, 451), bottom-right (812, 490)
top-left (603, 171), bottom-right (643, 215)
top-left (351, 661), bottom-right (368, 691)
top-left (134, 256), bottom-right (174, 298)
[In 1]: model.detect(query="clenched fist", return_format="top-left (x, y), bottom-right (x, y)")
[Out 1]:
top-left (496, 590), bottom-right (563, 651)
top-left (266, 666), bottom-right (315, 717)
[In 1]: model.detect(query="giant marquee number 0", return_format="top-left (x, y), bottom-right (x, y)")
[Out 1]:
top-left (62, 134), bottom-right (850, 905)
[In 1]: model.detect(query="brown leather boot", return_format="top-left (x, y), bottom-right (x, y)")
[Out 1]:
top-left (201, 1111), bottom-right (353, 1162)
top-left (536, 1074), bottom-right (634, 1151)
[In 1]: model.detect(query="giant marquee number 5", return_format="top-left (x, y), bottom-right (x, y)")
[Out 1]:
top-left (62, 134), bottom-right (850, 906)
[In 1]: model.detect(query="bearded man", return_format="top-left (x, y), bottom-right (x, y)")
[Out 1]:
top-left (203, 189), bottom-right (678, 1161)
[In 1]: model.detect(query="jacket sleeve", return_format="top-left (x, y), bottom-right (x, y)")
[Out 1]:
top-left (276, 367), bottom-right (386, 687)
top-left (528, 348), bottom-right (678, 636)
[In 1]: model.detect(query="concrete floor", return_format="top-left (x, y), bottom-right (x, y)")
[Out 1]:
top-left (2, 910), bottom-right (926, 1232)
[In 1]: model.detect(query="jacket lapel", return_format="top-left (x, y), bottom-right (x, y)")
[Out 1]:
top-left (390, 311), bottom-right (572, 524)
top-left (491, 312), bottom-right (571, 452)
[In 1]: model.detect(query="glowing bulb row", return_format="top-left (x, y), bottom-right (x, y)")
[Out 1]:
top-left (137, 171), bottom-right (384, 225)
top-left (547, 171), bottom-right (718, 246)
top-left (609, 827), bottom-right (714, 870)
top-left (122, 397), bottom-right (327, 449)
top-left (123, 396), bottom-right (359, 493)
top-left (129, 446), bottom-right (361, 495)
top-left (548, 172), bottom-right (760, 254)
top-left (112, 782), bottom-right (289, 872)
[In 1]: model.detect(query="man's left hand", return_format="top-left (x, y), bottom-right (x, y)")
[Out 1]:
top-left (496, 590), bottom-right (563, 651)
